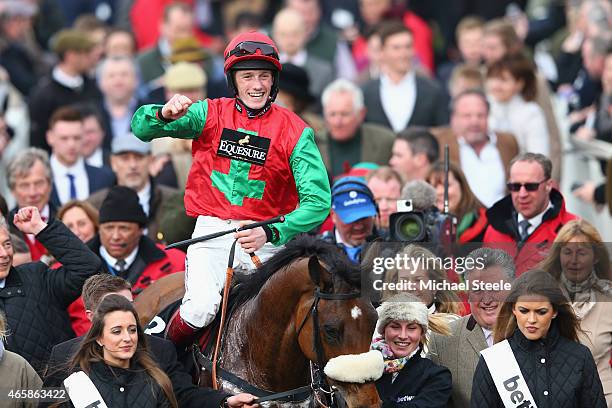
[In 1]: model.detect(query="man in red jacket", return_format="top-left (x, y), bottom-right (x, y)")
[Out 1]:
top-left (483, 153), bottom-right (577, 275)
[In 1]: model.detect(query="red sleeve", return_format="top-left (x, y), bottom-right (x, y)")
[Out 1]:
top-left (403, 11), bottom-right (434, 74)
top-left (67, 297), bottom-right (91, 336)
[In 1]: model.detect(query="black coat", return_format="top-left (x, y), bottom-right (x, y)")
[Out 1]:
top-left (28, 73), bottom-right (101, 152)
top-left (0, 220), bottom-right (101, 373)
top-left (471, 323), bottom-right (607, 408)
top-left (361, 75), bottom-right (449, 131)
top-left (376, 352), bottom-right (452, 408)
top-left (48, 361), bottom-right (171, 408)
top-left (44, 335), bottom-right (229, 408)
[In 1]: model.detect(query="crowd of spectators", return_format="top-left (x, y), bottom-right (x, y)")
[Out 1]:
top-left (0, 0), bottom-right (610, 407)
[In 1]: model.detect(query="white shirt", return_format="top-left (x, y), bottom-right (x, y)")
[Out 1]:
top-left (334, 229), bottom-right (356, 248)
top-left (0, 279), bottom-right (5, 289)
top-left (517, 201), bottom-right (553, 237)
top-left (380, 71), bottom-right (416, 133)
top-left (482, 327), bottom-right (494, 347)
top-left (488, 95), bottom-right (550, 156)
top-left (52, 66), bottom-right (83, 89)
top-left (50, 155), bottom-right (90, 205)
top-left (85, 148), bottom-right (104, 168)
top-left (279, 50), bottom-right (307, 67)
top-left (100, 245), bottom-right (139, 272)
top-left (137, 182), bottom-right (151, 217)
top-left (458, 132), bottom-right (506, 207)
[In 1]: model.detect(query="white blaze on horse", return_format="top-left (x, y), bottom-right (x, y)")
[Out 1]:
top-left (134, 235), bottom-right (384, 407)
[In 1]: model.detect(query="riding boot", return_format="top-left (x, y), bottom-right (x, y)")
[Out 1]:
top-left (165, 309), bottom-right (198, 347)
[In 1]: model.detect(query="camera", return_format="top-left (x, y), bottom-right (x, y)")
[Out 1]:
top-left (388, 200), bottom-right (457, 245)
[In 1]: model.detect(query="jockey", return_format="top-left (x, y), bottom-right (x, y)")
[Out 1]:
top-left (131, 32), bottom-right (331, 345)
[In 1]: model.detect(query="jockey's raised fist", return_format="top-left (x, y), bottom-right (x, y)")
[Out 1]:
top-left (161, 94), bottom-right (193, 120)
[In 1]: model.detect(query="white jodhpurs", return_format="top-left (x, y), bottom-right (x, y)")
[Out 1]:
top-left (179, 216), bottom-right (281, 328)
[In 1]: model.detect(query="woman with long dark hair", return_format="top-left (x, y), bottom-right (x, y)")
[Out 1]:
top-left (47, 294), bottom-right (177, 407)
top-left (471, 270), bottom-right (606, 407)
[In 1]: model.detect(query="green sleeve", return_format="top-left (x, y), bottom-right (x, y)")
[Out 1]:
top-left (130, 100), bottom-right (209, 141)
top-left (271, 127), bottom-right (331, 245)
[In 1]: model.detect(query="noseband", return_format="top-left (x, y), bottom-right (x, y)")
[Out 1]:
top-left (197, 286), bottom-right (362, 406)
top-left (296, 287), bottom-right (362, 407)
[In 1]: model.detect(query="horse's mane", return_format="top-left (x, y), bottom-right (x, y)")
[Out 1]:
top-left (231, 234), bottom-right (361, 308)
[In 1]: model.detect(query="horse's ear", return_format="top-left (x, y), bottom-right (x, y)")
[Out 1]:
top-left (308, 255), bottom-right (332, 289)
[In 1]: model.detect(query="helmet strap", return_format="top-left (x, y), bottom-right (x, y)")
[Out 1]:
top-left (228, 70), bottom-right (280, 118)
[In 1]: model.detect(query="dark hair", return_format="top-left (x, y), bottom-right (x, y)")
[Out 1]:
top-left (48, 106), bottom-right (82, 129)
top-left (427, 161), bottom-right (484, 220)
top-left (66, 295), bottom-right (177, 407)
top-left (81, 274), bottom-right (132, 311)
top-left (378, 20), bottom-right (412, 46)
top-left (487, 54), bottom-right (538, 101)
top-left (396, 127), bottom-right (440, 165)
top-left (75, 104), bottom-right (104, 128)
top-left (494, 270), bottom-right (581, 344)
top-left (0, 194), bottom-right (7, 217)
top-left (509, 152), bottom-right (552, 181)
top-left (233, 11), bottom-right (263, 31)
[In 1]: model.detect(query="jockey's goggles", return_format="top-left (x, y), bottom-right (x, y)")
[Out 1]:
top-left (227, 41), bottom-right (279, 59)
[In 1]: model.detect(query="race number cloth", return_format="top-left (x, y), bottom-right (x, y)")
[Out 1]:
top-left (64, 371), bottom-right (109, 408)
top-left (481, 340), bottom-right (538, 408)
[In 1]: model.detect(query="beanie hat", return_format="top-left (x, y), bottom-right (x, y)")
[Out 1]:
top-left (99, 186), bottom-right (147, 227)
top-left (375, 293), bottom-right (429, 335)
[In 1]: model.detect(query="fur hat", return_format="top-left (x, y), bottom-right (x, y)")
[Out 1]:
top-left (375, 293), bottom-right (428, 335)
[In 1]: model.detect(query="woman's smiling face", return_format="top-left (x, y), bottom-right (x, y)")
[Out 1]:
top-left (383, 320), bottom-right (422, 357)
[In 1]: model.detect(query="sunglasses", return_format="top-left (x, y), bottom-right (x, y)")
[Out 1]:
top-left (227, 41), bottom-right (278, 59)
top-left (506, 179), bottom-right (548, 192)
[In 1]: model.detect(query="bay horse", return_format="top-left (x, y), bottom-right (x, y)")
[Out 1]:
top-left (134, 235), bottom-right (381, 407)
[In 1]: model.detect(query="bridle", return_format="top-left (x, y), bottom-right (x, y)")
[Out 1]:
top-left (296, 287), bottom-right (362, 407)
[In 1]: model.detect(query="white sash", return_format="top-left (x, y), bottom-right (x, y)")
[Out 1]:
top-left (63, 371), bottom-right (109, 408)
top-left (481, 340), bottom-right (538, 408)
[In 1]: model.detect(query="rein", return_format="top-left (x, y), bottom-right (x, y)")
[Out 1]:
top-left (207, 266), bottom-right (361, 406)
top-left (295, 287), bottom-right (362, 407)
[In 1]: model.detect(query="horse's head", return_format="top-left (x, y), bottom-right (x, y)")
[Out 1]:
top-left (295, 255), bottom-right (381, 408)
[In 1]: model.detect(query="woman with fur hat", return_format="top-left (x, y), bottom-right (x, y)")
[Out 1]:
top-left (372, 293), bottom-right (452, 407)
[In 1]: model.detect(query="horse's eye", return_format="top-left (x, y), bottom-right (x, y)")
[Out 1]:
top-left (323, 324), bottom-right (342, 343)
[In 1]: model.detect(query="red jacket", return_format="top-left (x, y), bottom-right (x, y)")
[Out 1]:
top-left (68, 236), bottom-right (185, 335)
top-left (129, 0), bottom-right (215, 50)
top-left (184, 98), bottom-right (302, 221)
top-left (483, 189), bottom-right (577, 276)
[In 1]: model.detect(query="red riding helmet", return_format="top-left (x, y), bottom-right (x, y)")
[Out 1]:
top-left (223, 31), bottom-right (282, 102)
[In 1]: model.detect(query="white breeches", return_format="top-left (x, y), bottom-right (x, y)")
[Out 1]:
top-left (179, 216), bottom-right (281, 328)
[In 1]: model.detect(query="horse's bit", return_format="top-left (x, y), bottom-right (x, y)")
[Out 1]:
top-left (296, 287), bottom-right (362, 407)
